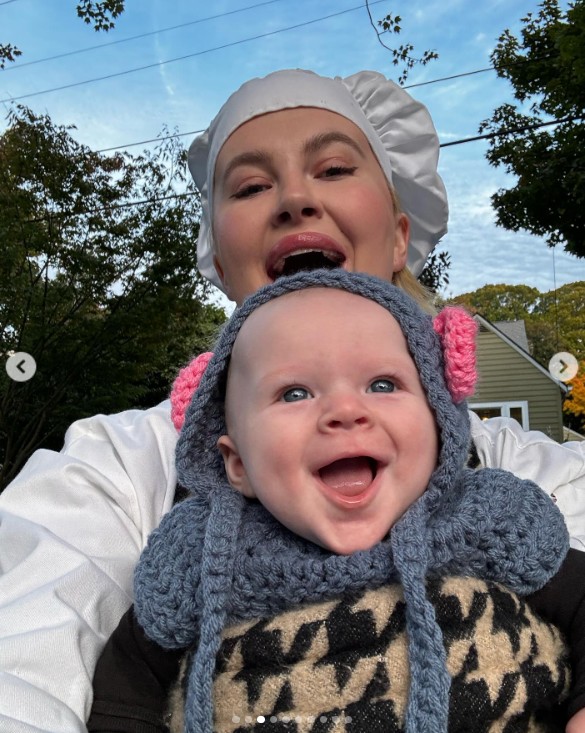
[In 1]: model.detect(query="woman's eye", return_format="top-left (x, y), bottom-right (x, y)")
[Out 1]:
top-left (368, 379), bottom-right (396, 394)
top-left (282, 387), bottom-right (312, 402)
top-left (320, 165), bottom-right (357, 178)
top-left (233, 183), bottom-right (268, 199)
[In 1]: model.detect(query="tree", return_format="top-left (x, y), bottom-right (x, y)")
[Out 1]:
top-left (419, 251), bottom-right (451, 293)
top-left (480, 0), bottom-right (585, 258)
top-left (535, 281), bottom-right (585, 361)
top-left (0, 106), bottom-right (225, 491)
top-left (367, 4), bottom-right (447, 288)
top-left (564, 367), bottom-right (585, 434)
top-left (367, 5), bottom-right (438, 85)
top-left (0, 44), bottom-right (21, 70)
top-left (1, 1), bottom-right (125, 68)
top-left (451, 281), bottom-right (585, 362)
top-left (450, 283), bottom-right (541, 323)
top-left (76, 0), bottom-right (125, 31)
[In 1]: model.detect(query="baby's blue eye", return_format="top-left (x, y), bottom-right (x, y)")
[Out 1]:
top-left (282, 387), bottom-right (311, 402)
top-left (368, 379), bottom-right (395, 394)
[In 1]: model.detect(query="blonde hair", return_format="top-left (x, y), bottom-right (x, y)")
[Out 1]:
top-left (392, 268), bottom-right (436, 315)
top-left (387, 187), bottom-right (436, 315)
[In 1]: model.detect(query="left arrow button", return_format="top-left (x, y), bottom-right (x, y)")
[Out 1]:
top-left (6, 352), bottom-right (37, 382)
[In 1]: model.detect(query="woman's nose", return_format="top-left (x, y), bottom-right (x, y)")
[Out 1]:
top-left (317, 393), bottom-right (373, 433)
top-left (271, 175), bottom-right (323, 227)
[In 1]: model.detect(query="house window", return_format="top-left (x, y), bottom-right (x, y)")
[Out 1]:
top-left (469, 401), bottom-right (529, 430)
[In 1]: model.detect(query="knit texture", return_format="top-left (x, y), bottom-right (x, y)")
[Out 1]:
top-left (432, 307), bottom-right (478, 403)
top-left (171, 352), bottom-right (214, 431)
top-left (134, 270), bottom-right (569, 733)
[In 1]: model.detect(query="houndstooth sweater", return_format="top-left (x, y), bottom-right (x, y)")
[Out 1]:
top-left (89, 554), bottom-right (585, 733)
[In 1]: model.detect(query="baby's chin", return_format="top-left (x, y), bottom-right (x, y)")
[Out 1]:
top-left (305, 527), bottom-right (391, 556)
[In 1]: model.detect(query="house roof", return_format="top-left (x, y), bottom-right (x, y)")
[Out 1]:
top-left (474, 314), bottom-right (569, 394)
top-left (493, 320), bottom-right (530, 352)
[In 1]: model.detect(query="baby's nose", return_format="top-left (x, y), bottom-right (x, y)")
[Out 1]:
top-left (318, 393), bottom-right (373, 432)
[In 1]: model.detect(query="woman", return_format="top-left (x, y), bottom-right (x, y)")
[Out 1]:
top-left (1, 69), bottom-right (584, 733)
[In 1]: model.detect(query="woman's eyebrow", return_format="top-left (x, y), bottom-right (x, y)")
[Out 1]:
top-left (303, 131), bottom-right (366, 158)
top-left (220, 150), bottom-right (272, 183)
top-left (219, 131), bottom-right (365, 184)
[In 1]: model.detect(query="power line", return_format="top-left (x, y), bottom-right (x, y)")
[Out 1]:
top-left (362, 0), bottom-right (556, 92)
top-left (94, 59), bottom-right (560, 153)
top-left (83, 25), bottom-right (558, 154)
top-left (403, 48), bottom-right (556, 90)
top-left (26, 191), bottom-right (195, 224)
top-left (3, 5), bottom-right (578, 167)
top-left (0, 0), bottom-right (386, 104)
top-left (405, 66), bottom-right (494, 89)
top-left (17, 114), bottom-right (582, 226)
top-left (93, 111), bottom-right (580, 157)
top-left (0, 0), bottom-right (501, 95)
top-left (3, 6), bottom-right (580, 273)
top-left (2, 0), bottom-right (561, 155)
top-left (552, 246), bottom-right (560, 353)
top-left (3, 0), bottom-right (289, 71)
top-left (97, 130), bottom-right (203, 153)
top-left (439, 115), bottom-right (580, 148)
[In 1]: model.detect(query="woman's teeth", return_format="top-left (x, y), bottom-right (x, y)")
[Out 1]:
top-left (273, 249), bottom-right (344, 277)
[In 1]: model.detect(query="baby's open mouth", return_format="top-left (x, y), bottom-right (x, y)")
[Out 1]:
top-left (268, 249), bottom-right (345, 279)
top-left (318, 457), bottom-right (378, 497)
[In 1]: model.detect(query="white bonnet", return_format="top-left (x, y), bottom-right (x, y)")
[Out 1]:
top-left (189, 69), bottom-right (448, 292)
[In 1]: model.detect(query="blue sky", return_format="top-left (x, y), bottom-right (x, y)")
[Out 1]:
top-left (1, 0), bottom-right (582, 305)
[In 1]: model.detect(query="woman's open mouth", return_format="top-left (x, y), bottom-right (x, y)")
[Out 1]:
top-left (270, 249), bottom-right (345, 278)
top-left (266, 233), bottom-right (346, 279)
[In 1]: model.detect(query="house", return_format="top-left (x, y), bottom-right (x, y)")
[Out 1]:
top-left (468, 315), bottom-right (569, 442)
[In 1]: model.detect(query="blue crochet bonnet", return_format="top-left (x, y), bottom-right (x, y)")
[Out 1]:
top-left (134, 269), bottom-right (569, 733)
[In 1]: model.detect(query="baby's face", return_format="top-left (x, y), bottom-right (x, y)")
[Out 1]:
top-left (217, 288), bottom-right (438, 555)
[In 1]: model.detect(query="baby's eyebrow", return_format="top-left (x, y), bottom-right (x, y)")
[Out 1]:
top-left (303, 131), bottom-right (366, 158)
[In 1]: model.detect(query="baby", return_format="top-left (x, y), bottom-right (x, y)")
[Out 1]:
top-left (90, 270), bottom-right (585, 733)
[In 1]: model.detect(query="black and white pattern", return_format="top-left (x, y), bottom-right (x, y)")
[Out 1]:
top-left (168, 577), bottom-right (569, 733)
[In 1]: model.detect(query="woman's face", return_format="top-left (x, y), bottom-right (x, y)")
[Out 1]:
top-left (212, 108), bottom-right (409, 304)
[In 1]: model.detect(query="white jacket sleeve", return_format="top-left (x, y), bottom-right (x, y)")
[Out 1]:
top-left (0, 401), bottom-right (178, 733)
top-left (470, 412), bottom-right (585, 551)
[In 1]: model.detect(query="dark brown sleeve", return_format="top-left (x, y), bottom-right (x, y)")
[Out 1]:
top-left (87, 605), bottom-right (185, 733)
top-left (526, 548), bottom-right (585, 719)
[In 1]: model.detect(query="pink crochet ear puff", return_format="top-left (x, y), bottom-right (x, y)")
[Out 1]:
top-left (432, 307), bottom-right (478, 403)
top-left (170, 352), bottom-right (214, 431)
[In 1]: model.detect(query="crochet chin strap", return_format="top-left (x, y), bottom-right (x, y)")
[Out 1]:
top-left (187, 484), bottom-right (244, 732)
top-left (137, 270), bottom-right (568, 733)
top-left (391, 504), bottom-right (450, 732)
